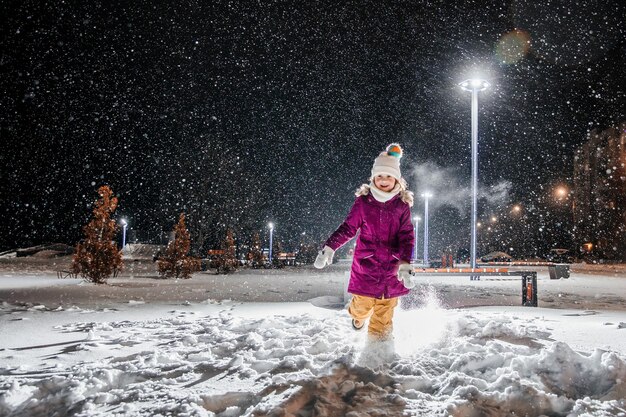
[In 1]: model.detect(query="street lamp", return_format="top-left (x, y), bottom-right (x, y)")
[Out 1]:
top-left (413, 215), bottom-right (421, 263)
top-left (554, 185), bottom-right (568, 201)
top-left (459, 78), bottom-right (490, 269)
top-left (120, 219), bottom-right (128, 249)
top-left (421, 192), bottom-right (432, 267)
top-left (268, 222), bottom-right (274, 264)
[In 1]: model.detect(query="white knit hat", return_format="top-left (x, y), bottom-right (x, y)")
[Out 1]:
top-left (371, 143), bottom-right (403, 180)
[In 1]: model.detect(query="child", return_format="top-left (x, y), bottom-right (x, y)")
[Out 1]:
top-left (315, 143), bottom-right (415, 340)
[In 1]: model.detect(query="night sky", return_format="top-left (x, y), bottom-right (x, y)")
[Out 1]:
top-left (1, 1), bottom-right (625, 256)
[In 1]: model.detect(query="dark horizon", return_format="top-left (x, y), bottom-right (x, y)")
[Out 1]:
top-left (1, 1), bottom-right (625, 256)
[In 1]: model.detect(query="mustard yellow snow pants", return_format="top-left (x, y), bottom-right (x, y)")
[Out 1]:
top-left (348, 294), bottom-right (398, 339)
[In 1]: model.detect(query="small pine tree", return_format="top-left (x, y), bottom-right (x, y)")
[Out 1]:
top-left (247, 232), bottom-right (264, 268)
top-left (216, 229), bottom-right (238, 274)
top-left (271, 239), bottom-right (283, 268)
top-left (158, 213), bottom-right (201, 279)
top-left (72, 185), bottom-right (123, 284)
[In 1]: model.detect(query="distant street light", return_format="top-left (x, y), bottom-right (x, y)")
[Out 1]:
top-left (120, 219), bottom-right (128, 249)
top-left (555, 185), bottom-right (568, 200)
top-left (268, 222), bottom-right (274, 264)
top-left (459, 78), bottom-right (489, 269)
top-left (421, 193), bottom-right (432, 267)
top-left (413, 215), bottom-right (421, 263)
top-left (512, 204), bottom-right (522, 214)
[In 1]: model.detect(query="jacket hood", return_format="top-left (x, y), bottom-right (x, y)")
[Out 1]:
top-left (355, 183), bottom-right (414, 207)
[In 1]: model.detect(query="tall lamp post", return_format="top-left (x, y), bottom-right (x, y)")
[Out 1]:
top-left (459, 78), bottom-right (489, 269)
top-left (421, 192), bottom-right (432, 267)
top-left (553, 185), bottom-right (572, 249)
top-left (413, 215), bottom-right (421, 263)
top-left (268, 222), bottom-right (274, 264)
top-left (120, 219), bottom-right (128, 249)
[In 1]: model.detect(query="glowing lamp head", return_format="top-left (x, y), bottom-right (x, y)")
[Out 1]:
top-left (555, 186), bottom-right (568, 198)
top-left (421, 192), bottom-right (433, 199)
top-left (268, 222), bottom-right (274, 230)
top-left (459, 79), bottom-right (490, 92)
top-left (120, 219), bottom-right (127, 226)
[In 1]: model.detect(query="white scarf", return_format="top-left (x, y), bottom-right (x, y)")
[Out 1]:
top-left (369, 182), bottom-right (401, 203)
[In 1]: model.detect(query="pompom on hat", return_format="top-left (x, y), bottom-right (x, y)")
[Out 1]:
top-left (371, 143), bottom-right (403, 180)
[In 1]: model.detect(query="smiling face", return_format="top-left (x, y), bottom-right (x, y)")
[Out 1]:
top-left (373, 174), bottom-right (397, 192)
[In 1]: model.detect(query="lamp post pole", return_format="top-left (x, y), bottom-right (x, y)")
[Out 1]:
top-left (421, 193), bottom-right (432, 267)
top-left (413, 216), bottom-right (420, 263)
top-left (459, 79), bottom-right (489, 270)
top-left (121, 219), bottom-right (127, 249)
top-left (268, 223), bottom-right (274, 265)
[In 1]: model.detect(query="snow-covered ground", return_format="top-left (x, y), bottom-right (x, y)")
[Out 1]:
top-left (0, 260), bottom-right (625, 416)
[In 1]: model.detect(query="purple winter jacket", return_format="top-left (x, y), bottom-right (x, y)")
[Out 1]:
top-left (325, 193), bottom-right (415, 299)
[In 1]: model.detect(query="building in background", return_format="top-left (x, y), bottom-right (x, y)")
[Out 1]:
top-left (572, 122), bottom-right (626, 260)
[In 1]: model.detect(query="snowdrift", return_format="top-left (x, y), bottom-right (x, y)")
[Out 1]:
top-left (1, 299), bottom-right (625, 417)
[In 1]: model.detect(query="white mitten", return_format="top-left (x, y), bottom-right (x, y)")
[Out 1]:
top-left (314, 246), bottom-right (335, 269)
top-left (397, 263), bottom-right (415, 289)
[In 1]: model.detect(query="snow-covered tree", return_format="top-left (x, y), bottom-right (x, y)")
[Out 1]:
top-left (215, 229), bottom-right (238, 274)
top-left (72, 185), bottom-right (123, 284)
top-left (158, 213), bottom-right (201, 279)
top-left (271, 238), bottom-right (283, 268)
top-left (247, 232), bottom-right (264, 268)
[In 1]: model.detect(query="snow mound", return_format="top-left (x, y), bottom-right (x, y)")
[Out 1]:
top-left (1, 304), bottom-right (625, 416)
top-left (15, 244), bottom-right (74, 258)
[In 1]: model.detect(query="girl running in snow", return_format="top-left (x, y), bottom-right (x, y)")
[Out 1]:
top-left (315, 144), bottom-right (415, 340)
